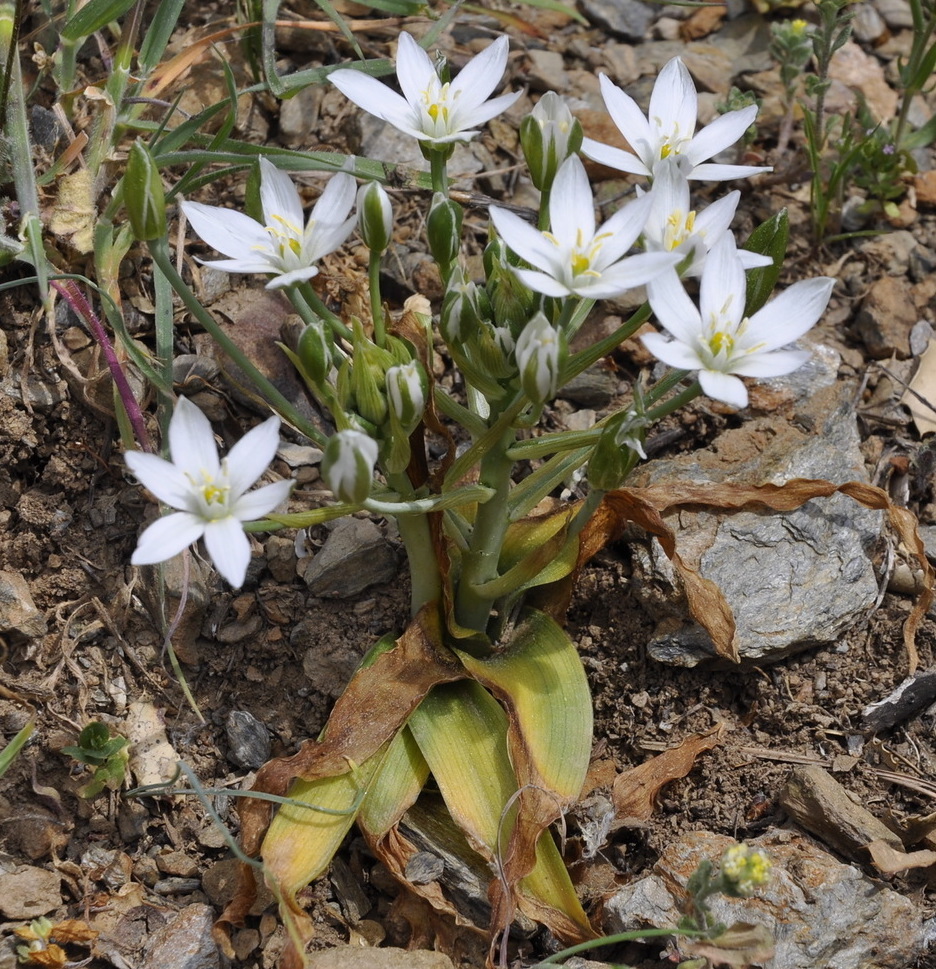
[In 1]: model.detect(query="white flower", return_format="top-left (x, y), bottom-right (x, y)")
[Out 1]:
top-left (490, 155), bottom-right (678, 299)
top-left (642, 234), bottom-right (834, 408)
top-left (329, 32), bottom-right (521, 146)
top-left (125, 397), bottom-right (292, 588)
top-left (515, 313), bottom-right (562, 403)
top-left (641, 158), bottom-right (772, 276)
top-left (181, 157), bottom-right (356, 289)
top-left (582, 57), bottom-right (771, 181)
top-left (322, 429), bottom-right (379, 505)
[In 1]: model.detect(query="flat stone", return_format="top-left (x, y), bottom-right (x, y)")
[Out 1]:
top-left (302, 517), bottom-right (398, 598)
top-left (855, 275), bottom-right (919, 359)
top-left (579, 0), bottom-right (656, 41)
top-left (140, 903), bottom-right (221, 969)
top-left (605, 830), bottom-right (923, 969)
top-left (629, 347), bottom-right (882, 666)
top-left (308, 947), bottom-right (454, 969)
top-left (829, 41), bottom-right (898, 123)
top-left (0, 570), bottom-right (47, 643)
top-left (225, 709), bottom-right (271, 770)
top-left (526, 49), bottom-right (568, 91)
top-left (874, 0), bottom-right (914, 28)
top-left (0, 865), bottom-right (61, 918)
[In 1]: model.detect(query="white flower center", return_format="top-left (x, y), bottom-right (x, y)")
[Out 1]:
top-left (546, 228), bottom-right (611, 280)
top-left (187, 466), bottom-right (231, 520)
top-left (259, 213), bottom-right (304, 266)
top-left (421, 78), bottom-right (459, 136)
top-left (663, 208), bottom-right (696, 250)
top-left (654, 121), bottom-right (690, 161)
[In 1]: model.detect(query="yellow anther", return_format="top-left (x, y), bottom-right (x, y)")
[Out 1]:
top-left (709, 330), bottom-right (734, 355)
top-left (571, 252), bottom-right (591, 275)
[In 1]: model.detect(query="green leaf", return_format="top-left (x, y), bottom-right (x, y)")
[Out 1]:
top-left (138, 0), bottom-right (186, 72)
top-left (358, 727), bottom-right (429, 837)
top-left (743, 209), bottom-right (789, 316)
top-left (60, 0), bottom-right (137, 40)
top-left (0, 718), bottom-right (33, 780)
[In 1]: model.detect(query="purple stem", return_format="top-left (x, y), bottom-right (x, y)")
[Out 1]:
top-left (51, 280), bottom-right (153, 453)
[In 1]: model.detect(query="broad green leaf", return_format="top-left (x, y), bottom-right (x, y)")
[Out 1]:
top-left (358, 727), bottom-right (429, 837)
top-left (60, 0), bottom-right (137, 40)
top-left (457, 609), bottom-right (591, 804)
top-left (743, 209), bottom-right (789, 316)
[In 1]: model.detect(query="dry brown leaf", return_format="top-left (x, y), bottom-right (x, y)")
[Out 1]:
top-left (904, 340), bottom-right (936, 436)
top-left (867, 838), bottom-right (936, 874)
top-left (49, 919), bottom-right (98, 944)
top-left (680, 922), bottom-right (775, 967)
top-left (613, 724), bottom-right (727, 821)
top-left (49, 169), bottom-right (96, 253)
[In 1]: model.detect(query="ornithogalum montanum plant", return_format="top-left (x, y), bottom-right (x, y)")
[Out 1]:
top-left (118, 32), bottom-right (846, 968)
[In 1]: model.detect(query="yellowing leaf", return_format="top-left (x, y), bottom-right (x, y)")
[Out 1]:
top-left (49, 169), bottom-right (96, 253)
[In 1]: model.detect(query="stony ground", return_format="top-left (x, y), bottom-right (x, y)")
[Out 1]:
top-left (1, 1), bottom-right (936, 967)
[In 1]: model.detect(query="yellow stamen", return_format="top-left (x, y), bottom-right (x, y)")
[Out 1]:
top-left (709, 331), bottom-right (734, 355)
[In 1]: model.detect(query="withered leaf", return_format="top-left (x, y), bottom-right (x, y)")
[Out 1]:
top-left (613, 724), bottom-right (727, 821)
top-left (680, 922), bottom-right (775, 967)
top-left (867, 838), bottom-right (936, 874)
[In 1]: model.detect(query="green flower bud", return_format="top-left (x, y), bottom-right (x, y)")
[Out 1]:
top-left (440, 266), bottom-right (483, 344)
top-left (427, 192), bottom-right (462, 267)
top-left (322, 429), bottom-right (378, 505)
top-left (296, 321), bottom-right (332, 386)
top-left (520, 91), bottom-right (583, 192)
top-left (357, 181), bottom-right (393, 253)
top-left (125, 141), bottom-right (166, 241)
top-left (587, 409), bottom-right (647, 491)
top-left (472, 322), bottom-right (514, 379)
top-left (385, 360), bottom-right (427, 434)
top-left (348, 319), bottom-right (395, 427)
top-left (515, 313), bottom-right (563, 404)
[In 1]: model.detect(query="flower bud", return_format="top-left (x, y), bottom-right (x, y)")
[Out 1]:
top-left (440, 266), bottom-right (483, 344)
top-left (587, 410), bottom-right (647, 491)
top-left (520, 92), bottom-right (583, 192)
top-left (427, 192), bottom-right (463, 268)
top-left (515, 313), bottom-right (563, 404)
top-left (357, 181), bottom-right (393, 253)
top-left (296, 321), bottom-right (332, 386)
top-left (125, 141), bottom-right (166, 241)
top-left (322, 429), bottom-right (378, 505)
top-left (385, 360), bottom-right (427, 434)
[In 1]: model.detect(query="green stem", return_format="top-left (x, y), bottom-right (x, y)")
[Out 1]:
top-left (429, 148), bottom-right (449, 196)
top-left (646, 378), bottom-right (702, 421)
top-left (563, 301), bottom-right (652, 382)
top-left (385, 473), bottom-right (442, 618)
top-left (297, 281), bottom-right (352, 341)
top-left (537, 187), bottom-right (551, 231)
top-left (453, 423), bottom-right (516, 638)
top-left (149, 237), bottom-right (327, 445)
top-left (368, 249), bottom-right (385, 347)
top-left (535, 927), bottom-right (707, 966)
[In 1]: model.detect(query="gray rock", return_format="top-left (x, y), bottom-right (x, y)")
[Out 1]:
top-left (629, 346), bottom-right (882, 666)
top-left (0, 865), bottom-right (61, 918)
top-left (527, 49), bottom-right (568, 91)
top-left (874, 0), bottom-right (915, 28)
top-left (278, 84), bottom-right (324, 147)
top-left (140, 903), bottom-right (222, 969)
top-left (302, 517), bottom-right (398, 597)
top-left (0, 571), bottom-right (47, 643)
top-left (225, 710), bottom-right (271, 769)
top-left (580, 0), bottom-right (656, 41)
top-left (604, 830), bottom-right (923, 969)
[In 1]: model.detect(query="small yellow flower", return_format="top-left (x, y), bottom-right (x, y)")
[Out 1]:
top-left (721, 843), bottom-right (772, 895)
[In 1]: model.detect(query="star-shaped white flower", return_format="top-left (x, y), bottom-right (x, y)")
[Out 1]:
top-left (582, 57), bottom-right (770, 181)
top-left (489, 155), bottom-right (678, 299)
top-left (126, 397), bottom-right (293, 588)
top-left (642, 233), bottom-right (834, 408)
top-left (329, 31), bottom-right (521, 146)
top-left (181, 157), bottom-right (356, 289)
top-left (641, 158), bottom-right (772, 276)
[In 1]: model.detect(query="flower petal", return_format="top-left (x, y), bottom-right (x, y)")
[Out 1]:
top-left (456, 90), bottom-right (523, 132)
top-left (258, 157), bottom-right (303, 230)
top-left (698, 369), bottom-right (748, 408)
top-left (596, 74), bottom-right (652, 165)
top-left (594, 191), bottom-right (654, 266)
top-left (448, 34), bottom-right (510, 113)
top-left (266, 266), bottom-right (321, 288)
top-left (196, 256), bottom-right (279, 276)
top-left (125, 451), bottom-right (195, 510)
top-left (691, 190), bottom-right (740, 239)
top-left (232, 478), bottom-right (294, 520)
top-left (311, 172), bottom-right (356, 226)
top-left (731, 348), bottom-right (811, 377)
top-left (581, 137), bottom-right (650, 177)
top-left (329, 69), bottom-right (415, 131)
top-left (169, 397), bottom-right (220, 478)
top-left (747, 277), bottom-right (834, 350)
top-left (688, 162), bottom-right (771, 182)
top-left (699, 233), bottom-right (746, 329)
top-left (512, 267), bottom-right (572, 298)
top-left (305, 214), bottom-right (357, 263)
top-left (737, 250), bottom-right (773, 270)
top-left (686, 105), bottom-right (758, 168)
top-left (131, 512), bottom-right (206, 565)
top-left (226, 415), bottom-right (282, 499)
top-left (649, 58), bottom-right (697, 157)
top-left (181, 201), bottom-right (269, 262)
top-left (549, 156), bottom-right (594, 243)
top-left (581, 251), bottom-right (679, 297)
top-left (395, 31), bottom-right (437, 109)
top-left (490, 207), bottom-right (559, 269)
top-left (647, 270), bottom-right (703, 343)
top-left (641, 331), bottom-right (704, 370)
top-left (203, 516), bottom-right (253, 588)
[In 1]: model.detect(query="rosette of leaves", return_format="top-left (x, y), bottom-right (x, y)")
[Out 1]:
top-left (61, 722), bottom-right (130, 798)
